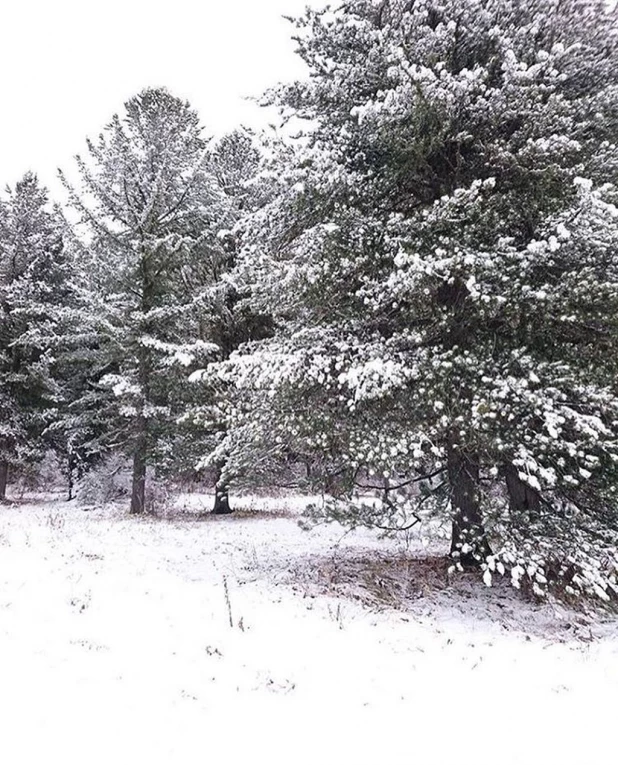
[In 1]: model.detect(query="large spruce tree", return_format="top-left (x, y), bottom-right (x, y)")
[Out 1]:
top-left (227, 0), bottom-right (618, 599)
top-left (61, 88), bottom-right (228, 514)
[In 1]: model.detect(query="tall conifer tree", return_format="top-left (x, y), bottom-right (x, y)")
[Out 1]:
top-left (62, 88), bottom-right (227, 513)
top-left (0, 173), bottom-right (69, 499)
top-left (227, 0), bottom-right (618, 599)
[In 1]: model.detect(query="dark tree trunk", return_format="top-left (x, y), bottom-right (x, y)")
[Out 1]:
top-left (324, 471), bottom-right (338, 496)
top-left (130, 415), bottom-right (148, 515)
top-left (212, 465), bottom-right (233, 515)
top-left (447, 445), bottom-right (491, 567)
top-left (0, 461), bottom-right (8, 502)
top-left (130, 280), bottom-right (151, 516)
top-left (67, 453), bottom-right (75, 502)
top-left (504, 463), bottom-right (541, 516)
top-left (212, 485), bottom-right (233, 515)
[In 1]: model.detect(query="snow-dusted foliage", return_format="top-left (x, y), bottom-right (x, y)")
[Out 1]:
top-left (221, 0), bottom-right (618, 600)
top-left (61, 88), bottom-right (231, 513)
top-left (0, 173), bottom-right (72, 498)
top-left (183, 129), bottom-right (275, 512)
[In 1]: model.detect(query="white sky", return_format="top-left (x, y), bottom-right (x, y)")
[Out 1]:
top-left (0, 0), bottom-right (325, 195)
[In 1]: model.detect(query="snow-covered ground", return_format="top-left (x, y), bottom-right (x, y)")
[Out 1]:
top-left (0, 493), bottom-right (616, 765)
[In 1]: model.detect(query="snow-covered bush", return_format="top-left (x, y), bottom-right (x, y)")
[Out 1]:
top-left (76, 454), bottom-right (174, 514)
top-left (143, 476), bottom-right (171, 516)
top-left (76, 454), bottom-right (132, 507)
top-left (5, 451), bottom-right (65, 498)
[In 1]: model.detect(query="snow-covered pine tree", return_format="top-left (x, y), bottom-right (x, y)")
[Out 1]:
top-left (61, 88), bottom-right (228, 514)
top-left (227, 0), bottom-right (618, 599)
top-left (0, 173), bottom-right (71, 499)
top-left (183, 129), bottom-right (275, 513)
top-left (44, 269), bottom-right (109, 501)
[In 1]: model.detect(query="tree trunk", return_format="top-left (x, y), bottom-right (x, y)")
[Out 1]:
top-left (0, 461), bottom-right (8, 502)
top-left (130, 287), bottom-right (151, 515)
top-left (212, 485), bottom-right (233, 515)
top-left (212, 465), bottom-right (233, 515)
top-left (504, 463), bottom-right (540, 516)
top-left (447, 445), bottom-right (491, 567)
top-left (66, 453), bottom-right (74, 502)
top-left (130, 415), bottom-right (148, 515)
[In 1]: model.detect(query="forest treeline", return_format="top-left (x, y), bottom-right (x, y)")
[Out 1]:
top-left (1, 0), bottom-right (618, 602)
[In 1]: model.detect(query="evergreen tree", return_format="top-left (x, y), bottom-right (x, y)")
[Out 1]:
top-left (0, 173), bottom-right (70, 499)
top-left (226, 0), bottom-right (618, 599)
top-left (61, 88), bottom-right (228, 514)
top-left (44, 265), bottom-right (109, 501)
top-left (184, 129), bottom-right (274, 513)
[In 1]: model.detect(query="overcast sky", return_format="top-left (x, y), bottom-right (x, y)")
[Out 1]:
top-left (1, 0), bottom-right (325, 194)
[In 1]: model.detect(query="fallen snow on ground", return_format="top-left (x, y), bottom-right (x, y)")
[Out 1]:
top-left (0, 493), bottom-right (616, 765)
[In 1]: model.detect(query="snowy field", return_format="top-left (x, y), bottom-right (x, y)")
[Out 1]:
top-left (0, 493), bottom-right (616, 765)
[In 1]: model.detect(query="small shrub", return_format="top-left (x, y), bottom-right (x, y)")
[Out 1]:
top-left (76, 454), bottom-right (131, 506)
